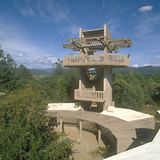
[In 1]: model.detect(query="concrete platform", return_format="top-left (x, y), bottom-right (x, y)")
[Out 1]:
top-left (48, 103), bottom-right (81, 111)
top-left (101, 107), bottom-right (153, 122)
top-left (47, 103), bottom-right (155, 154)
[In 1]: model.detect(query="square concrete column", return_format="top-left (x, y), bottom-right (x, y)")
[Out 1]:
top-left (59, 117), bottom-right (63, 133)
top-left (56, 117), bottom-right (59, 126)
top-left (79, 120), bottom-right (83, 139)
top-left (103, 67), bottom-right (112, 110)
top-left (78, 69), bottom-right (86, 110)
top-left (104, 24), bottom-right (112, 54)
top-left (79, 69), bottom-right (85, 90)
top-left (98, 125), bottom-right (101, 146)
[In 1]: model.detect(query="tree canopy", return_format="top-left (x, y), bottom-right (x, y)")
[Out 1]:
top-left (0, 86), bottom-right (74, 160)
top-left (0, 48), bottom-right (75, 159)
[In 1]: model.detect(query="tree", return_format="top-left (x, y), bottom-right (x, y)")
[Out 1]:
top-left (13, 64), bottom-right (34, 89)
top-left (0, 86), bottom-right (74, 159)
top-left (63, 68), bottom-right (79, 101)
top-left (113, 77), bottom-right (145, 110)
top-left (0, 47), bottom-right (16, 92)
top-left (55, 76), bottom-right (69, 102)
top-left (52, 60), bottom-right (79, 101)
top-left (39, 76), bottom-right (57, 101)
top-left (52, 59), bottom-right (63, 77)
top-left (144, 82), bottom-right (160, 107)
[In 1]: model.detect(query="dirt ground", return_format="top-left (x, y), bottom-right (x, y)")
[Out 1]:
top-left (55, 126), bottom-right (106, 160)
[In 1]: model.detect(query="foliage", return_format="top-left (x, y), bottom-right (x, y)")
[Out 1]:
top-left (0, 48), bottom-right (17, 91)
top-left (0, 86), bottom-right (74, 160)
top-left (51, 59), bottom-right (78, 102)
top-left (113, 66), bottom-right (160, 76)
top-left (0, 48), bottom-right (34, 92)
top-left (113, 78), bottom-right (144, 110)
top-left (91, 146), bottom-right (110, 158)
top-left (39, 77), bottom-right (57, 101)
top-left (144, 82), bottom-right (160, 105)
top-left (12, 65), bottom-right (34, 90)
top-left (55, 76), bottom-right (69, 102)
top-left (52, 59), bottom-right (64, 78)
top-left (113, 72), bottom-right (160, 111)
top-left (30, 69), bottom-right (51, 77)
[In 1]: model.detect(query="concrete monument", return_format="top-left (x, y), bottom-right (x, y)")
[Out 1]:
top-left (47, 25), bottom-right (155, 156)
top-left (63, 24), bottom-right (133, 111)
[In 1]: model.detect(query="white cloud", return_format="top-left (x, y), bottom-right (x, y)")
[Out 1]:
top-left (132, 64), bottom-right (138, 67)
top-left (13, 0), bottom-right (80, 38)
top-left (36, 0), bottom-right (70, 23)
top-left (132, 14), bottom-right (136, 17)
top-left (13, 54), bottom-right (57, 69)
top-left (139, 6), bottom-right (153, 13)
top-left (133, 13), bottom-right (160, 67)
top-left (14, 54), bottom-right (23, 57)
top-left (143, 64), bottom-right (151, 67)
top-left (0, 15), bottom-right (56, 69)
top-left (156, 55), bottom-right (160, 59)
top-left (135, 14), bottom-right (160, 37)
top-left (20, 6), bottom-right (34, 17)
top-left (13, 0), bottom-right (34, 17)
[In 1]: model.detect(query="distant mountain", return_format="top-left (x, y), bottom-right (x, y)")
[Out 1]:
top-left (39, 69), bottom-right (53, 72)
top-left (113, 66), bottom-right (160, 76)
top-left (30, 69), bottom-right (52, 79)
top-left (30, 66), bottom-right (160, 78)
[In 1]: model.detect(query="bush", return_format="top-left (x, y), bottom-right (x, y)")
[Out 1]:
top-left (0, 86), bottom-right (74, 159)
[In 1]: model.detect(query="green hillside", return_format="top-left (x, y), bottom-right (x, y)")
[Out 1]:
top-left (113, 66), bottom-right (160, 76)
top-left (30, 66), bottom-right (160, 78)
top-left (30, 69), bottom-right (52, 79)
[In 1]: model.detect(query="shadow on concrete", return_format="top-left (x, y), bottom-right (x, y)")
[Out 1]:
top-left (128, 121), bottom-right (160, 150)
top-left (101, 126), bottom-right (117, 157)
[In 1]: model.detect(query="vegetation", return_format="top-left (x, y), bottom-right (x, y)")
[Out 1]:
top-left (113, 66), bottom-right (160, 76)
top-left (0, 48), bottom-right (75, 159)
top-left (90, 146), bottom-right (110, 158)
top-left (113, 72), bottom-right (160, 112)
top-left (30, 69), bottom-right (52, 77)
top-left (0, 87), bottom-right (74, 159)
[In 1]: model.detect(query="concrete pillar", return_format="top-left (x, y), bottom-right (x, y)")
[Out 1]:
top-left (79, 28), bottom-right (85, 55)
top-left (56, 117), bottom-right (59, 126)
top-left (79, 69), bottom-right (85, 110)
top-left (103, 25), bottom-right (113, 110)
top-left (60, 118), bottom-right (63, 132)
top-left (79, 69), bottom-right (85, 90)
top-left (98, 125), bottom-right (101, 146)
top-left (79, 120), bottom-right (83, 138)
top-left (103, 67), bottom-right (112, 110)
top-left (104, 25), bottom-right (108, 54)
top-left (79, 28), bottom-right (83, 38)
top-left (104, 24), bottom-right (112, 40)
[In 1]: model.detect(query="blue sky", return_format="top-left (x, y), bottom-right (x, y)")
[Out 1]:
top-left (0, 0), bottom-right (160, 69)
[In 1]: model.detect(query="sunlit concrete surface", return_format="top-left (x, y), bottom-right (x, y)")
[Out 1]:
top-left (48, 103), bottom-right (81, 111)
top-left (47, 103), bottom-right (155, 154)
top-left (104, 111), bottom-right (160, 160)
top-left (101, 107), bottom-right (153, 122)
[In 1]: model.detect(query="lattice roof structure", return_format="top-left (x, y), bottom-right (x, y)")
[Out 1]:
top-left (63, 27), bottom-right (133, 52)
